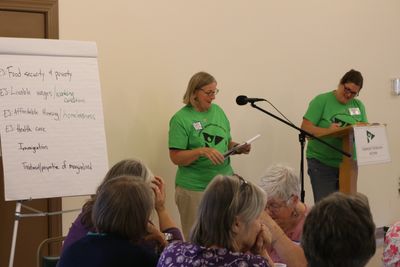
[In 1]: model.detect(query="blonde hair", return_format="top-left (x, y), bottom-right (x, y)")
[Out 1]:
top-left (183, 71), bottom-right (216, 106)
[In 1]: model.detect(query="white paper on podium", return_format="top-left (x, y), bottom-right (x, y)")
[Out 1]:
top-left (224, 134), bottom-right (261, 159)
top-left (354, 124), bottom-right (391, 166)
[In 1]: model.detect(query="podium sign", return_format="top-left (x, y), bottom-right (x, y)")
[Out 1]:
top-left (354, 125), bottom-right (391, 166)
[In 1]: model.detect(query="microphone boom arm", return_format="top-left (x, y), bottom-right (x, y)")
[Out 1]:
top-left (245, 101), bottom-right (351, 202)
top-left (250, 102), bottom-right (351, 157)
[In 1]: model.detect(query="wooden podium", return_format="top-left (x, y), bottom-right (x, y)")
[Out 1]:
top-left (317, 126), bottom-right (357, 194)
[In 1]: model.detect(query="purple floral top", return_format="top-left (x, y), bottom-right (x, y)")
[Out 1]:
top-left (157, 242), bottom-right (271, 267)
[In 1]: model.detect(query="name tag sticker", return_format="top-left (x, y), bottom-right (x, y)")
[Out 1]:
top-left (192, 121), bottom-right (202, 131)
top-left (349, 108), bottom-right (361, 116)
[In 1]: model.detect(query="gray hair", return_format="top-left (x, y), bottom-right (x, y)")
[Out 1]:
top-left (259, 164), bottom-right (300, 201)
top-left (190, 175), bottom-right (266, 251)
top-left (183, 71), bottom-right (216, 106)
top-left (80, 158), bottom-right (154, 228)
top-left (92, 175), bottom-right (154, 242)
top-left (103, 158), bottom-right (154, 184)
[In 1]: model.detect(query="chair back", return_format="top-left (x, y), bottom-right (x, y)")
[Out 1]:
top-left (36, 236), bottom-right (65, 267)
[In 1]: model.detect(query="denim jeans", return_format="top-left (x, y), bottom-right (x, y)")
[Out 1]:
top-left (307, 158), bottom-right (339, 203)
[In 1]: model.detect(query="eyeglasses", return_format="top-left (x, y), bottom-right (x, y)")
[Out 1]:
top-left (343, 85), bottom-right (359, 97)
top-left (265, 197), bottom-right (291, 212)
top-left (199, 88), bottom-right (219, 97)
top-left (265, 201), bottom-right (286, 212)
top-left (233, 173), bottom-right (248, 190)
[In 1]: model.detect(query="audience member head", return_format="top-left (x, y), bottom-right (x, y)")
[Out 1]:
top-left (81, 159), bottom-right (154, 227)
top-left (92, 175), bottom-right (154, 242)
top-left (103, 159), bottom-right (154, 185)
top-left (190, 174), bottom-right (267, 252)
top-left (301, 192), bottom-right (376, 267)
top-left (183, 71), bottom-right (216, 106)
top-left (259, 164), bottom-right (304, 231)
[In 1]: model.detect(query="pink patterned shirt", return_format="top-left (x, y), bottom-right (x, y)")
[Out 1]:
top-left (383, 221), bottom-right (400, 267)
top-left (268, 205), bottom-right (308, 264)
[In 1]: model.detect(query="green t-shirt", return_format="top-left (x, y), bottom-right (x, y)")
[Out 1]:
top-left (304, 91), bottom-right (367, 168)
top-left (168, 104), bottom-right (233, 191)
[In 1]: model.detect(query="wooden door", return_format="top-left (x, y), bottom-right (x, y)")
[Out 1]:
top-left (0, 1), bottom-right (60, 267)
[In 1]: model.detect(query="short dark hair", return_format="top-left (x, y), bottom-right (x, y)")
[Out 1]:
top-left (340, 69), bottom-right (363, 89)
top-left (301, 192), bottom-right (376, 267)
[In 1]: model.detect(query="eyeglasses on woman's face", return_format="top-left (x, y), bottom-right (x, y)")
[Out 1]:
top-left (233, 173), bottom-right (248, 190)
top-left (266, 201), bottom-right (286, 213)
top-left (199, 88), bottom-right (219, 97)
top-left (343, 84), bottom-right (359, 97)
top-left (265, 196), bottom-right (292, 213)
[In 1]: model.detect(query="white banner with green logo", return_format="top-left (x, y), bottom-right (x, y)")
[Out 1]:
top-left (354, 124), bottom-right (391, 166)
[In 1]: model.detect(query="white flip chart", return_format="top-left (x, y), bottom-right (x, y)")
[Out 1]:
top-left (0, 37), bottom-right (108, 201)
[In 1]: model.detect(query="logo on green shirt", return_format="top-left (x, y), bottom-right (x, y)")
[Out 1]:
top-left (200, 123), bottom-right (227, 149)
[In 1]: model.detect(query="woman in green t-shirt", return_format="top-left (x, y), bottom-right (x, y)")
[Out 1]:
top-left (301, 69), bottom-right (368, 203)
top-left (168, 71), bottom-right (251, 239)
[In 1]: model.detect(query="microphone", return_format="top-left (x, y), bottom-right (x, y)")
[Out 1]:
top-left (236, 95), bottom-right (265, 105)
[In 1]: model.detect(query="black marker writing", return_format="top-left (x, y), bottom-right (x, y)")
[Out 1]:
top-left (18, 142), bottom-right (49, 153)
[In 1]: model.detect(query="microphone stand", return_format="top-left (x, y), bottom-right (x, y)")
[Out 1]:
top-left (248, 101), bottom-right (350, 202)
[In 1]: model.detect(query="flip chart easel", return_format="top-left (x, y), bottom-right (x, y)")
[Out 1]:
top-left (9, 201), bottom-right (81, 267)
top-left (0, 37), bottom-right (109, 267)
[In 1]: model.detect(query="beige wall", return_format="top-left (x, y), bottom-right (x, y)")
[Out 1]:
top-left (59, 0), bottom-right (400, 244)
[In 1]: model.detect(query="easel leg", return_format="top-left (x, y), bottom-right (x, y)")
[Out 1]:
top-left (8, 201), bottom-right (21, 267)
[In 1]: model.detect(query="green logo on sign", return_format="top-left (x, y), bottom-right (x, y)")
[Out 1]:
top-left (366, 130), bottom-right (375, 143)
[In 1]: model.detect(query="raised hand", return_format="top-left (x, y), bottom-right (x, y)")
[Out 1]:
top-left (151, 176), bottom-right (166, 212)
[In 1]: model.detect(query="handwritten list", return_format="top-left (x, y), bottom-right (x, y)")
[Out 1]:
top-left (0, 38), bottom-right (108, 201)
